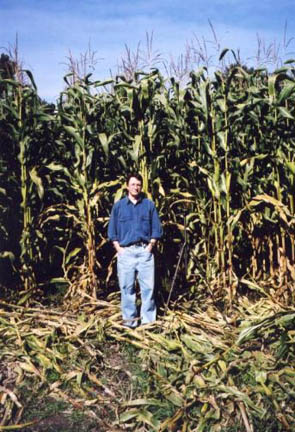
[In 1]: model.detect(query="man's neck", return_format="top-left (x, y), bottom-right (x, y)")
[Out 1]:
top-left (128, 194), bottom-right (139, 204)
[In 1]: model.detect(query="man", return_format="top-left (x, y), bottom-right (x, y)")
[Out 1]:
top-left (108, 173), bottom-right (163, 328)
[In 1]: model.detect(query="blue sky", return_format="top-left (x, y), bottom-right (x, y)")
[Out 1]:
top-left (1, 0), bottom-right (294, 101)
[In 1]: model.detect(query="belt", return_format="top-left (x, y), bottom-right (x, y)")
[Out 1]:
top-left (126, 241), bottom-right (148, 247)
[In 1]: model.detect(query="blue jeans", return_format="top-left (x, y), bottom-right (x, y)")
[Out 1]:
top-left (117, 245), bottom-right (156, 327)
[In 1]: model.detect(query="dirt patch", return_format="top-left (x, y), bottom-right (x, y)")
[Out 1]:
top-left (19, 342), bottom-right (134, 432)
top-left (27, 413), bottom-right (72, 432)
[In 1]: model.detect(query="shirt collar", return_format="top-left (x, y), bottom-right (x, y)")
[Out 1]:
top-left (126, 193), bottom-right (143, 205)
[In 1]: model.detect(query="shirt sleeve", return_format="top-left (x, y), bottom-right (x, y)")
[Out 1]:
top-left (108, 203), bottom-right (118, 241)
top-left (151, 203), bottom-right (163, 239)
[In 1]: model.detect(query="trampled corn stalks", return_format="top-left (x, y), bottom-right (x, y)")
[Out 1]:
top-left (0, 298), bottom-right (121, 429)
top-left (1, 296), bottom-right (295, 431)
top-left (109, 297), bottom-right (295, 431)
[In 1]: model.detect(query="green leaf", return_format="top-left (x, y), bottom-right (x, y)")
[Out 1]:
top-left (219, 48), bottom-right (230, 61)
top-left (0, 251), bottom-right (15, 262)
top-left (255, 371), bottom-right (267, 384)
top-left (29, 167), bottom-right (44, 199)
top-left (285, 161), bottom-right (295, 175)
top-left (65, 247), bottom-right (82, 264)
top-left (17, 291), bottom-right (32, 305)
top-left (268, 75), bottom-right (276, 100)
top-left (93, 78), bottom-right (114, 87)
top-left (119, 409), bottom-right (140, 422)
top-left (278, 83), bottom-right (295, 103)
top-left (63, 126), bottom-right (84, 148)
top-left (278, 106), bottom-right (294, 119)
top-left (23, 69), bottom-right (37, 90)
top-left (164, 390), bottom-right (184, 407)
top-left (122, 398), bottom-right (166, 407)
top-left (0, 420), bottom-right (39, 430)
top-left (49, 277), bottom-right (69, 286)
top-left (98, 133), bottom-right (109, 157)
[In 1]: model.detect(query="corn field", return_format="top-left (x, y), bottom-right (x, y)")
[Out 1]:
top-left (1, 58), bottom-right (295, 303)
top-left (1, 56), bottom-right (295, 430)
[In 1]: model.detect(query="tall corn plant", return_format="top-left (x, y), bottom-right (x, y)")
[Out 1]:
top-left (183, 67), bottom-right (234, 298)
top-left (112, 71), bottom-right (167, 197)
top-left (228, 64), bottom-right (295, 299)
top-left (266, 68), bottom-right (295, 291)
top-left (0, 71), bottom-right (49, 298)
top-left (182, 60), bottom-right (295, 303)
top-left (42, 75), bottom-right (120, 301)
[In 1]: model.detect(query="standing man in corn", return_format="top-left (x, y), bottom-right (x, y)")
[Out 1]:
top-left (108, 173), bottom-right (163, 328)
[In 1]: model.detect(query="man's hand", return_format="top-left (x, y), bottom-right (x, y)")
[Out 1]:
top-left (146, 239), bottom-right (157, 253)
top-left (146, 243), bottom-right (153, 253)
top-left (113, 241), bottom-right (124, 255)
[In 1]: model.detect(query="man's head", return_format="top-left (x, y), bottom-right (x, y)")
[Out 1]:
top-left (126, 173), bottom-right (143, 200)
top-left (126, 172), bottom-right (143, 186)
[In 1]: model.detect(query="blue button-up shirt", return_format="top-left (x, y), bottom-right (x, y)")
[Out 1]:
top-left (108, 195), bottom-right (163, 246)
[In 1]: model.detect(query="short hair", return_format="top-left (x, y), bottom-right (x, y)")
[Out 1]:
top-left (126, 172), bottom-right (143, 185)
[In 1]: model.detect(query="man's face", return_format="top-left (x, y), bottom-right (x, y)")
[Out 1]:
top-left (127, 177), bottom-right (142, 199)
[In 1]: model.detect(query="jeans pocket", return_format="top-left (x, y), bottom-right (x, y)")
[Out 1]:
top-left (144, 250), bottom-right (153, 260)
top-left (118, 249), bottom-right (126, 259)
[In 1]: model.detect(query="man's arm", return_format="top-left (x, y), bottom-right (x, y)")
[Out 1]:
top-left (150, 203), bottom-right (163, 239)
top-left (108, 204), bottom-right (122, 254)
top-left (146, 203), bottom-right (162, 252)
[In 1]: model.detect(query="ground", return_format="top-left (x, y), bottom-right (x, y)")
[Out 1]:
top-left (7, 342), bottom-right (135, 432)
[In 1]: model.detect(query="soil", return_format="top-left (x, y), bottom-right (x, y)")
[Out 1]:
top-left (18, 343), bottom-right (133, 432)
